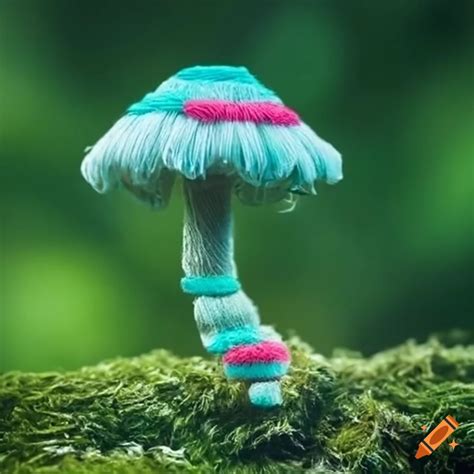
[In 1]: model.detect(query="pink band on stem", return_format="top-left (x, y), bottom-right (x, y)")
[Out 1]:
top-left (183, 100), bottom-right (300, 125)
top-left (223, 341), bottom-right (291, 365)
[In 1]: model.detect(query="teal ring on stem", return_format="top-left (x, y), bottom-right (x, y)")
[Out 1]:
top-left (180, 275), bottom-right (241, 297)
top-left (205, 325), bottom-right (262, 354)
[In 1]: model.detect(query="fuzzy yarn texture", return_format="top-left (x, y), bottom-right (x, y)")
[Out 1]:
top-left (223, 341), bottom-right (291, 365)
top-left (180, 275), bottom-right (241, 296)
top-left (205, 325), bottom-right (262, 354)
top-left (248, 381), bottom-right (283, 408)
top-left (81, 65), bottom-right (342, 208)
top-left (223, 362), bottom-right (291, 381)
top-left (1, 337), bottom-right (473, 473)
top-left (183, 100), bottom-right (300, 125)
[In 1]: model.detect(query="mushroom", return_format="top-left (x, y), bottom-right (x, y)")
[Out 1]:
top-left (81, 65), bottom-right (342, 407)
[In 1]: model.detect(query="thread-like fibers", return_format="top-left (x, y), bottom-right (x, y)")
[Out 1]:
top-left (224, 362), bottom-right (289, 380)
top-left (180, 275), bottom-right (240, 296)
top-left (223, 341), bottom-right (291, 365)
top-left (205, 325), bottom-right (262, 354)
top-left (184, 100), bottom-right (300, 125)
top-left (176, 65), bottom-right (259, 84)
top-left (248, 381), bottom-right (283, 407)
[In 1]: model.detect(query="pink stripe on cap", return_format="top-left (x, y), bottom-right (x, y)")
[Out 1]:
top-left (184, 100), bottom-right (300, 126)
top-left (223, 341), bottom-right (291, 365)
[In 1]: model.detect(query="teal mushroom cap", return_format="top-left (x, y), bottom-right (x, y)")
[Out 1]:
top-left (81, 65), bottom-right (342, 208)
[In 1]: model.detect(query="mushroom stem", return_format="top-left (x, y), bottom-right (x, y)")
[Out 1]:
top-left (182, 176), bottom-right (235, 278)
top-left (182, 176), bottom-right (260, 349)
top-left (181, 176), bottom-right (290, 407)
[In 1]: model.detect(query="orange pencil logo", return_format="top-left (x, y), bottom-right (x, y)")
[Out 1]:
top-left (415, 415), bottom-right (460, 459)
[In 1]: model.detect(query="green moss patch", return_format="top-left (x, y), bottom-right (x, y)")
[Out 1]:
top-left (1, 338), bottom-right (473, 473)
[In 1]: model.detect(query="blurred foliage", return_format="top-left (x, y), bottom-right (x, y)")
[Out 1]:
top-left (1, 0), bottom-right (473, 371)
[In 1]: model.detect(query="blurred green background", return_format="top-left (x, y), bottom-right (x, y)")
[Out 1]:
top-left (1, 0), bottom-right (473, 372)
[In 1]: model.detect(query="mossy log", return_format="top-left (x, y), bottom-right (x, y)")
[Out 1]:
top-left (1, 338), bottom-right (473, 473)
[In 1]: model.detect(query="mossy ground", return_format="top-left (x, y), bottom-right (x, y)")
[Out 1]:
top-left (1, 337), bottom-right (473, 473)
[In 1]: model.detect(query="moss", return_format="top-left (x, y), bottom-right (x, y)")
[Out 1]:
top-left (1, 337), bottom-right (473, 473)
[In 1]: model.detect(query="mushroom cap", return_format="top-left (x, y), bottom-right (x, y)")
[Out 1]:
top-left (81, 65), bottom-right (342, 208)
